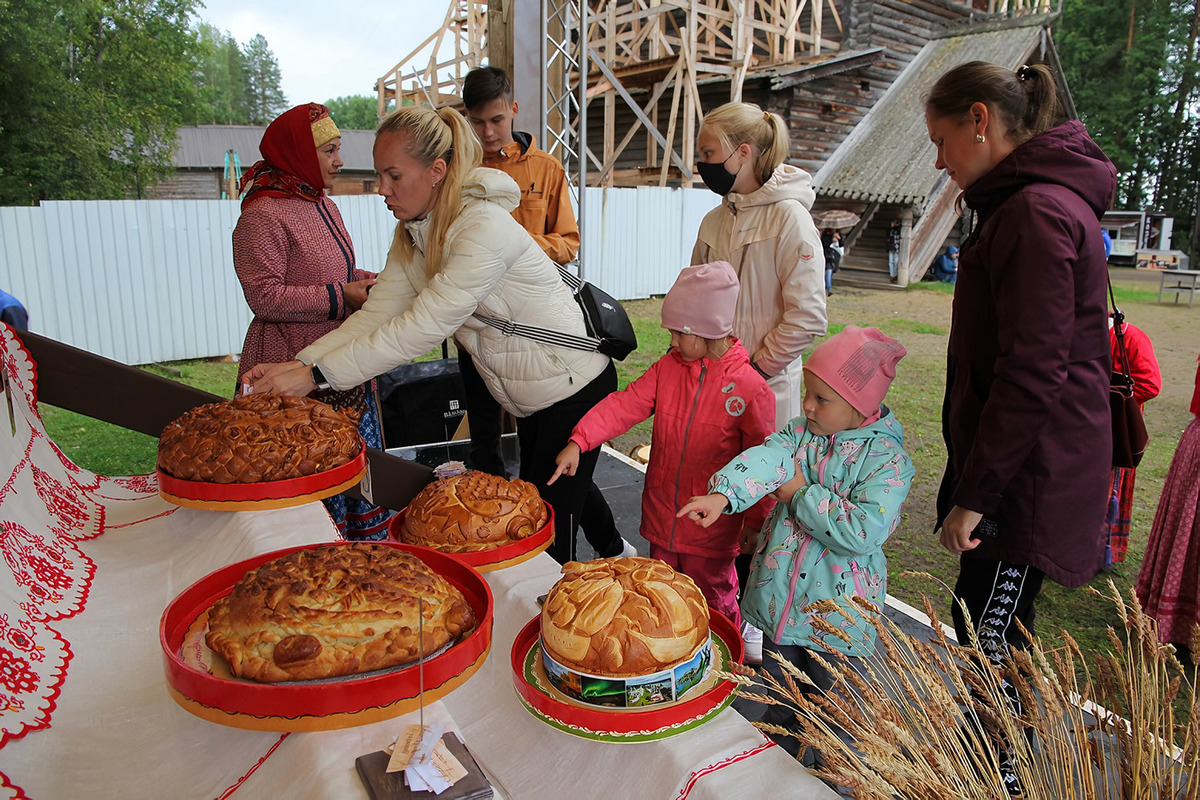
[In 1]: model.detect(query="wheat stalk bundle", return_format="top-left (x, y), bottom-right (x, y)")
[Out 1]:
top-left (719, 577), bottom-right (1199, 799)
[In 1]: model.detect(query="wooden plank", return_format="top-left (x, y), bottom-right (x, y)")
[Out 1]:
top-left (16, 328), bottom-right (433, 509)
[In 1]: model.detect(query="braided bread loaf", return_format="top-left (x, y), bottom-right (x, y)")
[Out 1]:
top-left (400, 472), bottom-right (548, 552)
top-left (157, 393), bottom-right (361, 483)
top-left (205, 543), bottom-right (476, 683)
top-left (541, 557), bottom-right (710, 677)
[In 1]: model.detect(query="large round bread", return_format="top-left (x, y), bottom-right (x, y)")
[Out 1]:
top-left (158, 393), bottom-right (361, 483)
top-left (204, 543), bottom-right (476, 683)
top-left (541, 557), bottom-right (710, 678)
top-left (401, 472), bottom-right (548, 552)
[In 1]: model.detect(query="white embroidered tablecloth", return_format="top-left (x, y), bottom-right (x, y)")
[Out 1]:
top-left (0, 324), bottom-right (834, 799)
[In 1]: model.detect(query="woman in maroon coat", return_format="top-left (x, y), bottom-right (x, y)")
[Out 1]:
top-left (925, 61), bottom-right (1116, 793)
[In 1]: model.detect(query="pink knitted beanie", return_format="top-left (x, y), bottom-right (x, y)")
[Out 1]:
top-left (804, 326), bottom-right (907, 417)
top-left (660, 261), bottom-right (739, 339)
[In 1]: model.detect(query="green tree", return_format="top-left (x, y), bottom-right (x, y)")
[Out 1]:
top-left (0, 0), bottom-right (202, 203)
top-left (192, 23), bottom-right (246, 125)
top-left (1058, 0), bottom-right (1200, 254)
top-left (241, 33), bottom-right (287, 125)
top-left (324, 95), bottom-right (380, 130)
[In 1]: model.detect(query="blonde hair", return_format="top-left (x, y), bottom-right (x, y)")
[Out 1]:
top-left (700, 102), bottom-right (790, 186)
top-left (376, 105), bottom-right (482, 277)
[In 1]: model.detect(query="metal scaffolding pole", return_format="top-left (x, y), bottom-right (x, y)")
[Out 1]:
top-left (541, 0), bottom-right (587, 277)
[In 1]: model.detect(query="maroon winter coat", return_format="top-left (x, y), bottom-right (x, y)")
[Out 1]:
top-left (936, 120), bottom-right (1117, 588)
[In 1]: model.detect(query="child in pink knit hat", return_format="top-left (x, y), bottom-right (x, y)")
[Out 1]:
top-left (550, 261), bottom-right (775, 630)
top-left (680, 325), bottom-right (914, 763)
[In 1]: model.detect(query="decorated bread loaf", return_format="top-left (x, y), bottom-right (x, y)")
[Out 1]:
top-left (541, 557), bottom-right (710, 677)
top-left (157, 393), bottom-right (361, 483)
top-left (401, 472), bottom-right (548, 552)
top-left (205, 543), bottom-right (475, 683)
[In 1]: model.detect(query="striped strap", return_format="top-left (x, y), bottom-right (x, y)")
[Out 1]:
top-left (472, 264), bottom-right (601, 352)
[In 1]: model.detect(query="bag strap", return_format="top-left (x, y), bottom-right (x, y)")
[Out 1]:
top-left (471, 265), bottom-right (603, 353)
top-left (1107, 273), bottom-right (1134, 383)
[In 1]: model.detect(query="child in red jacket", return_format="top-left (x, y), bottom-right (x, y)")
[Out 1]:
top-left (550, 261), bottom-right (776, 630)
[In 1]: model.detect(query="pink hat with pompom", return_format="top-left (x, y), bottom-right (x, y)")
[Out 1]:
top-left (660, 261), bottom-right (739, 339)
top-left (803, 326), bottom-right (907, 417)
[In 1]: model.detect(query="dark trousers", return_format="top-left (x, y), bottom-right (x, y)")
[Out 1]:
top-left (951, 557), bottom-right (1045, 664)
top-left (761, 640), bottom-right (863, 764)
top-left (952, 557), bottom-right (1045, 795)
top-left (514, 362), bottom-right (623, 563)
top-left (458, 349), bottom-right (508, 477)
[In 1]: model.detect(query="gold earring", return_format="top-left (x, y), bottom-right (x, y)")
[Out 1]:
top-left (976, 133), bottom-right (985, 144)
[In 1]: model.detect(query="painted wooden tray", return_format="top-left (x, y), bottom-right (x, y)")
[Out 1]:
top-left (157, 448), bottom-right (367, 511)
top-left (160, 541), bottom-right (492, 731)
top-left (387, 504), bottom-right (554, 572)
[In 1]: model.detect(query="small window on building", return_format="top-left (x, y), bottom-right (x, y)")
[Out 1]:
top-left (860, 80), bottom-right (870, 92)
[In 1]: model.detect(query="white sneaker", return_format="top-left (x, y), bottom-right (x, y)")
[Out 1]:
top-left (742, 622), bottom-right (763, 665)
top-left (618, 538), bottom-right (638, 558)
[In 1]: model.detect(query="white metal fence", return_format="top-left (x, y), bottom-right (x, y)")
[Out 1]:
top-left (0, 188), bottom-right (718, 365)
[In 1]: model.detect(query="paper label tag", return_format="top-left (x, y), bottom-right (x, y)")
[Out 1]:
top-left (385, 726), bottom-right (465, 794)
top-left (429, 738), bottom-right (468, 784)
top-left (359, 459), bottom-right (374, 503)
top-left (386, 724), bottom-right (442, 772)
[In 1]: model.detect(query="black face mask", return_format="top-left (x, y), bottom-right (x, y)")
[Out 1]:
top-left (696, 150), bottom-right (739, 196)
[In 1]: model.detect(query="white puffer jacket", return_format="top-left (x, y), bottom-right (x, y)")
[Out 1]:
top-left (298, 168), bottom-right (609, 417)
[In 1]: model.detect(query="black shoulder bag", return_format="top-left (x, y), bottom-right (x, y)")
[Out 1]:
top-left (1108, 277), bottom-right (1150, 468)
top-left (473, 265), bottom-right (638, 360)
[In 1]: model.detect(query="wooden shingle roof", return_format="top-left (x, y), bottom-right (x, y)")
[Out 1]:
top-left (171, 126), bottom-right (377, 172)
top-left (813, 25), bottom-right (1046, 208)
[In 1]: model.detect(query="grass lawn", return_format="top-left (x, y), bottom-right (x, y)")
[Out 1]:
top-left (39, 273), bottom-right (1194, 667)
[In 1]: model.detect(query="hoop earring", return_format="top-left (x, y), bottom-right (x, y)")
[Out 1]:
top-left (976, 133), bottom-right (986, 144)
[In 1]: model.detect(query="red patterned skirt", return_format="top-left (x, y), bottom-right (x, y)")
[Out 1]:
top-left (1104, 467), bottom-right (1137, 566)
top-left (1136, 417), bottom-right (1200, 647)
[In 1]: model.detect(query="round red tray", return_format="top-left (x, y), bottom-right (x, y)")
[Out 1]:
top-left (156, 448), bottom-right (366, 511)
top-left (160, 541), bottom-right (492, 731)
top-left (387, 504), bottom-right (554, 572)
top-left (510, 609), bottom-right (743, 742)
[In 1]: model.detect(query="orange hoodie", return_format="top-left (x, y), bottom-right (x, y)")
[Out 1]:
top-left (481, 132), bottom-right (579, 265)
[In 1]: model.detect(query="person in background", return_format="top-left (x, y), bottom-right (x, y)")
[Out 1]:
top-left (887, 219), bottom-right (902, 284)
top-left (690, 100), bottom-right (827, 658)
top-left (930, 245), bottom-right (959, 283)
top-left (232, 103), bottom-right (386, 540)
top-left (1104, 314), bottom-right (1160, 567)
top-left (461, 65), bottom-right (629, 559)
top-left (820, 228), bottom-right (842, 296)
top-left (550, 262), bottom-right (775, 637)
top-left (1137, 354), bottom-right (1200, 663)
top-left (679, 326), bottom-right (913, 764)
top-left (926, 61), bottom-right (1114, 795)
top-left (0, 289), bottom-right (28, 330)
top-left (245, 105), bottom-right (629, 564)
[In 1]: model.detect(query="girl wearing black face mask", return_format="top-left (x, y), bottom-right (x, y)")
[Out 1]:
top-left (691, 102), bottom-right (827, 426)
top-left (689, 101), bottom-right (827, 665)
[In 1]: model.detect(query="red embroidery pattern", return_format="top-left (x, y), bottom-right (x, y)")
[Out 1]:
top-left (0, 327), bottom-right (110, 758)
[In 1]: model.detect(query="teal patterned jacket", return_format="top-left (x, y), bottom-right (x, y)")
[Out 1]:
top-left (711, 407), bottom-right (913, 656)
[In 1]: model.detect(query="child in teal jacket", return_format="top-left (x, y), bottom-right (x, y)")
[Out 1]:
top-left (680, 325), bottom-right (913, 759)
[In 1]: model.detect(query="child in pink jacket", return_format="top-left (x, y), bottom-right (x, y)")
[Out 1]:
top-left (550, 261), bottom-right (775, 628)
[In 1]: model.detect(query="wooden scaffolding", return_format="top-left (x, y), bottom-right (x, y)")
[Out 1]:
top-left (376, 0), bottom-right (1060, 188)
